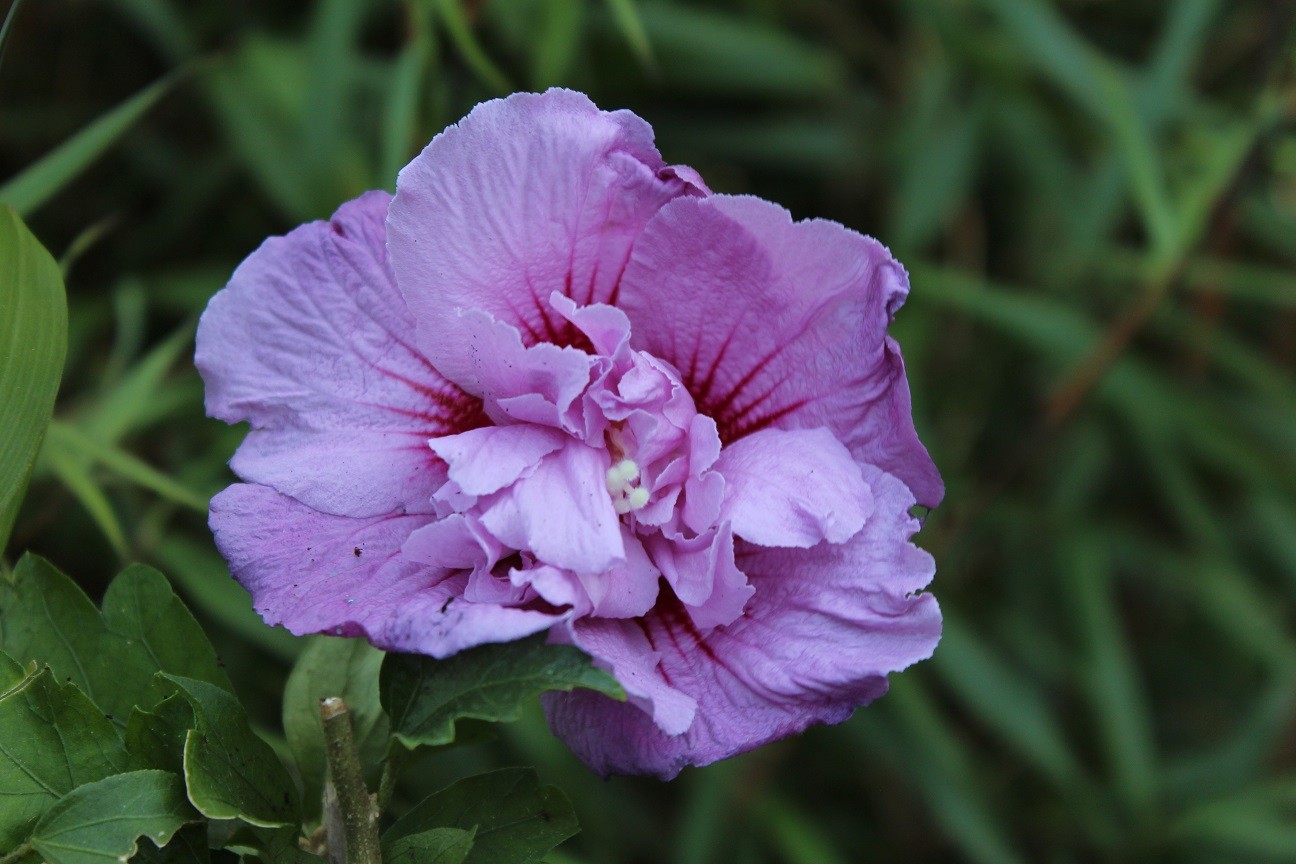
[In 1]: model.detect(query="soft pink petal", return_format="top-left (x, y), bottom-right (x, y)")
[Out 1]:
top-left (425, 309), bottom-right (593, 433)
top-left (545, 467), bottom-right (940, 778)
top-left (617, 194), bottom-right (943, 508)
top-left (575, 528), bottom-right (660, 618)
top-left (558, 618), bottom-right (697, 736)
top-left (479, 441), bottom-right (624, 574)
top-left (197, 191), bottom-right (481, 518)
top-left (646, 526), bottom-right (753, 630)
top-left (401, 513), bottom-right (503, 571)
top-left (713, 427), bottom-right (870, 548)
top-left (387, 89), bottom-right (703, 361)
top-left (210, 484), bottom-right (557, 658)
top-left (429, 425), bottom-right (567, 496)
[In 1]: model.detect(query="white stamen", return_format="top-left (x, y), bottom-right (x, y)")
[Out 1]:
top-left (613, 497), bottom-right (634, 515)
top-left (626, 487), bottom-right (650, 510)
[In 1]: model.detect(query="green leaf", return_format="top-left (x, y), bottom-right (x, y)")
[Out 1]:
top-left (101, 564), bottom-right (233, 693)
top-left (0, 75), bottom-right (177, 216)
top-left (387, 827), bottom-right (475, 864)
top-left (125, 692), bottom-right (197, 776)
top-left (28, 770), bottom-right (195, 864)
top-left (0, 207), bottom-right (67, 551)
top-left (0, 555), bottom-right (231, 726)
top-left (282, 637), bottom-right (387, 816)
top-left (0, 661), bottom-right (127, 849)
top-left (127, 821), bottom-right (210, 864)
top-left (380, 633), bottom-right (623, 750)
top-left (159, 674), bottom-right (300, 827)
top-left (382, 768), bottom-right (577, 864)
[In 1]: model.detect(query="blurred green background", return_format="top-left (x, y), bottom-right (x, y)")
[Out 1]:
top-left (3, 0), bottom-right (1295, 861)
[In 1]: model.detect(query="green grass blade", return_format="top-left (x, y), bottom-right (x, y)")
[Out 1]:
top-left (78, 321), bottom-right (193, 445)
top-left (435, 0), bottom-right (511, 94)
top-left (381, 10), bottom-right (433, 184)
top-left (603, 0), bottom-right (654, 68)
top-left (40, 435), bottom-right (129, 558)
top-left (44, 421), bottom-right (208, 513)
top-left (0, 0), bottom-right (25, 71)
top-left (1064, 536), bottom-right (1158, 816)
top-left (0, 73), bottom-right (178, 217)
top-left (0, 207), bottom-right (67, 552)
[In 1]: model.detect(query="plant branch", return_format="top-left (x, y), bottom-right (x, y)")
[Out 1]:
top-left (320, 696), bottom-right (382, 864)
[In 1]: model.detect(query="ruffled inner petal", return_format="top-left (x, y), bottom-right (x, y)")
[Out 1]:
top-left (713, 426), bottom-right (871, 548)
top-left (616, 193), bottom-right (942, 509)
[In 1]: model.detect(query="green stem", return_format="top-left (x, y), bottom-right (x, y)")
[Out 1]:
top-left (376, 743), bottom-right (409, 812)
top-left (0, 843), bottom-right (32, 864)
top-left (320, 696), bottom-right (382, 864)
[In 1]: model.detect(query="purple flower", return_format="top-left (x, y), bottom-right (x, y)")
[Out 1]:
top-left (197, 90), bottom-right (943, 779)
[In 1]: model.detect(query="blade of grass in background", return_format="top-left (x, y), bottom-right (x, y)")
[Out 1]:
top-left (0, 74), bottom-right (178, 217)
top-left (435, 0), bottom-right (511, 94)
top-left (0, 0), bottom-right (25, 71)
top-left (603, 0), bottom-right (654, 68)
top-left (0, 207), bottom-right (67, 552)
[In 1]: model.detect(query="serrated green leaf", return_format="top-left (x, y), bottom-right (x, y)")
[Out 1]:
top-left (0, 75), bottom-right (176, 216)
top-left (382, 769), bottom-right (577, 864)
top-left (0, 206), bottom-right (66, 550)
top-left (125, 692), bottom-right (196, 775)
top-left (380, 633), bottom-right (623, 750)
top-left (29, 770), bottom-right (194, 864)
top-left (127, 821), bottom-right (209, 864)
top-left (158, 674), bottom-right (300, 828)
top-left (282, 637), bottom-right (387, 817)
top-left (386, 826), bottom-right (475, 864)
top-left (0, 555), bottom-right (231, 726)
top-left (102, 564), bottom-right (232, 693)
top-left (0, 663), bottom-right (127, 849)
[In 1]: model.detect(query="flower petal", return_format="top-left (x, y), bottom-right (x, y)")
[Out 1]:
top-left (211, 484), bottom-right (559, 658)
top-left (713, 427), bottom-right (870, 548)
top-left (387, 89), bottom-right (703, 360)
top-left (478, 441), bottom-right (624, 574)
top-left (425, 308), bottom-right (593, 433)
top-left (197, 191), bottom-right (482, 518)
top-left (429, 424), bottom-right (567, 496)
top-left (617, 194), bottom-right (943, 508)
top-left (544, 467), bottom-right (939, 778)
top-left (557, 618), bottom-right (697, 736)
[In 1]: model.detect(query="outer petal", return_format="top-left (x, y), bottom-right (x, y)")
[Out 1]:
top-left (713, 427), bottom-right (870, 548)
top-left (210, 484), bottom-right (558, 658)
top-left (197, 191), bottom-right (482, 518)
top-left (617, 194), bottom-right (943, 508)
top-left (545, 467), bottom-right (940, 778)
top-left (387, 89), bottom-right (703, 362)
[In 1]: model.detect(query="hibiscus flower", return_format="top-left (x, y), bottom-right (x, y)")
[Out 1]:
top-left (197, 89), bottom-right (943, 779)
